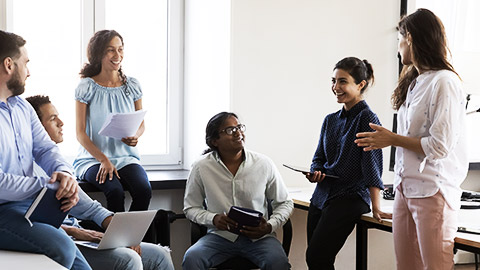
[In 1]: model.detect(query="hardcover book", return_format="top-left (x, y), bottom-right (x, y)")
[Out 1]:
top-left (227, 206), bottom-right (263, 235)
top-left (24, 187), bottom-right (69, 228)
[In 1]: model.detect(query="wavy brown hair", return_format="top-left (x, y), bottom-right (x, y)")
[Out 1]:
top-left (79, 30), bottom-right (127, 86)
top-left (392, 8), bottom-right (457, 110)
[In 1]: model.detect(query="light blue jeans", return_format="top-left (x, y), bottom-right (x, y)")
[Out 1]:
top-left (0, 200), bottom-right (91, 270)
top-left (78, 242), bottom-right (174, 270)
top-left (182, 233), bottom-right (290, 270)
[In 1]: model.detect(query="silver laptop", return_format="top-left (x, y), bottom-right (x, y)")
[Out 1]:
top-left (75, 210), bottom-right (156, 250)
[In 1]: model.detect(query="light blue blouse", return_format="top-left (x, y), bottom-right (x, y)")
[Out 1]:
top-left (73, 77), bottom-right (143, 178)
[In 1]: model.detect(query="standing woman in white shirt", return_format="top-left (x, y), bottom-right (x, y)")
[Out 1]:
top-left (355, 8), bottom-right (468, 270)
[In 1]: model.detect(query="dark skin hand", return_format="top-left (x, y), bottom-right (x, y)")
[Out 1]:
top-left (240, 217), bottom-right (272, 239)
top-left (214, 213), bottom-right (272, 239)
top-left (213, 213), bottom-right (237, 231)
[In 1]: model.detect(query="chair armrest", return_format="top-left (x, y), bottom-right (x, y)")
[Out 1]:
top-left (190, 221), bottom-right (208, 245)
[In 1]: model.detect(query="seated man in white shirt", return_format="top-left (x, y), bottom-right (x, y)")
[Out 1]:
top-left (26, 95), bottom-right (174, 270)
top-left (183, 112), bottom-right (293, 270)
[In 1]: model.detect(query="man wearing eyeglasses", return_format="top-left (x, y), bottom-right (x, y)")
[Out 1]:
top-left (183, 112), bottom-right (293, 270)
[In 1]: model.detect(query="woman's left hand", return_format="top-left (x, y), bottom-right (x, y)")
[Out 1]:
top-left (372, 207), bottom-right (393, 223)
top-left (355, 123), bottom-right (395, 151)
top-left (122, 136), bottom-right (139, 147)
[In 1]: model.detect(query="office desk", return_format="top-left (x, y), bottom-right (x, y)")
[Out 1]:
top-left (289, 187), bottom-right (480, 270)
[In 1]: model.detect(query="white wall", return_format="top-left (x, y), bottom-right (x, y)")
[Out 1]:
top-left (182, 0), bottom-right (480, 269)
top-left (230, 0), bottom-right (400, 189)
top-left (228, 1), bottom-right (401, 269)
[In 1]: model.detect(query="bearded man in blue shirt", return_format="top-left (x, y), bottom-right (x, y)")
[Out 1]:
top-left (0, 30), bottom-right (89, 269)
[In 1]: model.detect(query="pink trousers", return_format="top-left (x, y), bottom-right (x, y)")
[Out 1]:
top-left (393, 184), bottom-right (457, 270)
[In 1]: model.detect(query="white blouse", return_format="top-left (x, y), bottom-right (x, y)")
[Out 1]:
top-left (394, 70), bottom-right (468, 210)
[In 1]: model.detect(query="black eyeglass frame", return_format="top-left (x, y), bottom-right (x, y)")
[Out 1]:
top-left (219, 124), bottom-right (246, 135)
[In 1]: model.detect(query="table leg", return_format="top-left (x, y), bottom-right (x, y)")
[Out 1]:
top-left (356, 222), bottom-right (368, 270)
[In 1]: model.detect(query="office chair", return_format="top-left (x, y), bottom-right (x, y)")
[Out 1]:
top-left (189, 202), bottom-right (292, 270)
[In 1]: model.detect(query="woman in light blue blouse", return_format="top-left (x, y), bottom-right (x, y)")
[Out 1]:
top-left (74, 30), bottom-right (151, 212)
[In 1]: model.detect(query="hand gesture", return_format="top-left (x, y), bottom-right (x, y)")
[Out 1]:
top-left (213, 213), bottom-right (237, 231)
top-left (305, 171), bottom-right (326, 183)
top-left (96, 159), bottom-right (120, 184)
top-left (240, 217), bottom-right (272, 239)
top-left (355, 123), bottom-right (394, 151)
top-left (121, 136), bottom-right (139, 147)
top-left (49, 171), bottom-right (79, 211)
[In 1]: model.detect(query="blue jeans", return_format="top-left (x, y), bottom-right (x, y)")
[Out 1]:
top-left (78, 242), bottom-right (174, 270)
top-left (0, 200), bottom-right (91, 270)
top-left (83, 163), bottom-right (152, 212)
top-left (182, 233), bottom-right (290, 270)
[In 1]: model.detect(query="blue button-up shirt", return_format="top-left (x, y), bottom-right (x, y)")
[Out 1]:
top-left (310, 100), bottom-right (384, 209)
top-left (0, 96), bottom-right (72, 204)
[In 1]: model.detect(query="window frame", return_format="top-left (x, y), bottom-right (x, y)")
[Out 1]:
top-left (1, 0), bottom-right (185, 169)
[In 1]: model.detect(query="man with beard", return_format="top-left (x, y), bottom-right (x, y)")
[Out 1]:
top-left (0, 30), bottom-right (89, 269)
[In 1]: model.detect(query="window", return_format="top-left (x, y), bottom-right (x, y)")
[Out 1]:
top-left (3, 0), bottom-right (184, 168)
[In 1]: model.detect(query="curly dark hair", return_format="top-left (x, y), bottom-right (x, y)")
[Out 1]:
top-left (79, 30), bottom-right (127, 87)
top-left (26, 95), bottom-right (50, 120)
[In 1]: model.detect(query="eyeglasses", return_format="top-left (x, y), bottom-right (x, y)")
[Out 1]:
top-left (220, 124), bottom-right (246, 135)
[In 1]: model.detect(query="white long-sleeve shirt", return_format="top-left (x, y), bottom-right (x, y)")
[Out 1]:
top-left (394, 70), bottom-right (468, 209)
top-left (184, 149), bottom-right (293, 242)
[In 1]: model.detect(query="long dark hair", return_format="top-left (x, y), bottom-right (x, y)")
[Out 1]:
top-left (79, 30), bottom-right (127, 87)
top-left (334, 57), bottom-right (374, 94)
top-left (203, 112), bottom-right (238, 155)
top-left (392, 8), bottom-right (457, 110)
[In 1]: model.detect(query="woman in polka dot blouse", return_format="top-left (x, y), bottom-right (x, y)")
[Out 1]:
top-left (305, 57), bottom-right (391, 269)
top-left (355, 9), bottom-right (468, 270)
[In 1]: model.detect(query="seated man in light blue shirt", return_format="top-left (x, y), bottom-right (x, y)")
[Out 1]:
top-left (0, 30), bottom-right (88, 269)
top-left (26, 94), bottom-right (174, 270)
top-left (183, 112), bottom-right (293, 270)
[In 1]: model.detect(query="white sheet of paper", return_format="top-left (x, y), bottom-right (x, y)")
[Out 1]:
top-left (98, 110), bottom-right (146, 139)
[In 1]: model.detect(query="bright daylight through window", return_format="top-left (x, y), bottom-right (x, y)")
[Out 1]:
top-left (7, 0), bottom-right (182, 167)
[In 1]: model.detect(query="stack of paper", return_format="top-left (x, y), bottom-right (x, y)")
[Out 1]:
top-left (98, 110), bottom-right (146, 139)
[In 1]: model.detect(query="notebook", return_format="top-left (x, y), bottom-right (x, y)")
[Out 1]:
top-left (24, 187), bottom-right (69, 228)
top-left (75, 210), bottom-right (156, 250)
top-left (227, 206), bottom-right (263, 235)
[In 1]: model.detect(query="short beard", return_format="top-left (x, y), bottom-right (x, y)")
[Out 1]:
top-left (6, 64), bottom-right (25, 96)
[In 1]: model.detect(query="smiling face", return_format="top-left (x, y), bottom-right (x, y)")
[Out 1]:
top-left (331, 68), bottom-right (365, 110)
top-left (38, 103), bottom-right (64, 143)
top-left (101, 36), bottom-right (123, 72)
top-left (212, 116), bottom-right (245, 155)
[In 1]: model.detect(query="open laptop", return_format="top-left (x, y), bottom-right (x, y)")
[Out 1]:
top-left (75, 210), bottom-right (156, 250)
